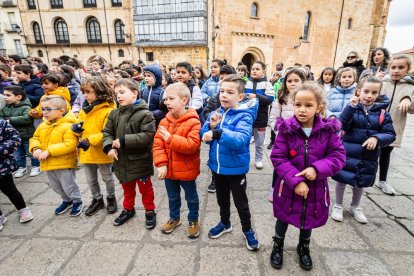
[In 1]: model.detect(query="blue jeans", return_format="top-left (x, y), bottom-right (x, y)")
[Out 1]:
top-left (165, 179), bottom-right (199, 222)
top-left (14, 139), bottom-right (39, 168)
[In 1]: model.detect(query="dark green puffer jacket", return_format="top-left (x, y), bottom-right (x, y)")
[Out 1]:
top-left (102, 100), bottom-right (156, 183)
top-left (0, 98), bottom-right (34, 140)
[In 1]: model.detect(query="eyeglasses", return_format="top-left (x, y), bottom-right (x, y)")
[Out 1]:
top-left (347, 56), bottom-right (357, 59)
top-left (40, 107), bottom-right (61, 113)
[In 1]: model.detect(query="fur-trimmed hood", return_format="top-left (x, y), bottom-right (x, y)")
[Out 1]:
top-left (276, 115), bottom-right (341, 135)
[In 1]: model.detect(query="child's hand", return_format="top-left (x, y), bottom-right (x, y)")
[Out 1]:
top-left (157, 165), bottom-right (167, 180)
top-left (77, 139), bottom-right (90, 151)
top-left (39, 150), bottom-right (49, 161)
top-left (294, 182), bottom-right (309, 199)
top-left (158, 126), bottom-right (171, 142)
top-left (295, 167), bottom-right (317, 181)
top-left (350, 96), bottom-right (359, 106)
top-left (398, 98), bottom-right (412, 113)
top-left (209, 110), bottom-right (222, 129)
top-left (30, 110), bottom-right (38, 116)
top-left (248, 93), bottom-right (256, 98)
top-left (33, 149), bottom-right (42, 159)
top-left (362, 137), bottom-right (378, 150)
top-left (202, 130), bottom-right (213, 142)
top-left (112, 139), bottom-right (121, 149)
top-left (108, 149), bottom-right (118, 160)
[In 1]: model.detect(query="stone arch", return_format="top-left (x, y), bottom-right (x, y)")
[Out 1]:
top-left (241, 47), bottom-right (265, 73)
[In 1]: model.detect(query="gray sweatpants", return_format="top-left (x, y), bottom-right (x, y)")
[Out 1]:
top-left (253, 128), bottom-right (266, 162)
top-left (83, 164), bottom-right (115, 200)
top-left (335, 182), bottom-right (364, 206)
top-left (46, 169), bottom-right (82, 203)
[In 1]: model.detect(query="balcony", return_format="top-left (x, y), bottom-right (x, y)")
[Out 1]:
top-left (1, 22), bottom-right (21, 33)
top-left (24, 34), bottom-right (132, 47)
top-left (0, 0), bottom-right (17, 7)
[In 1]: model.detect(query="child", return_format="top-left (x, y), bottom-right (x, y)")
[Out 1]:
top-left (236, 64), bottom-right (249, 82)
top-left (377, 54), bottom-right (414, 195)
top-left (72, 77), bottom-right (117, 216)
top-left (168, 68), bottom-right (177, 84)
top-left (327, 67), bottom-right (357, 118)
top-left (141, 64), bottom-right (166, 126)
top-left (331, 76), bottom-right (396, 224)
top-left (201, 59), bottom-right (225, 102)
top-left (244, 61), bottom-right (274, 169)
top-left (200, 74), bottom-right (260, 251)
top-left (14, 64), bottom-right (44, 108)
top-left (102, 79), bottom-right (157, 228)
top-left (267, 68), bottom-right (306, 201)
top-left (0, 86), bottom-right (40, 178)
top-left (194, 65), bottom-right (207, 89)
top-left (0, 65), bottom-right (12, 94)
top-left (153, 82), bottom-right (201, 238)
top-left (270, 82), bottom-right (346, 271)
top-left (0, 119), bottom-right (33, 230)
top-left (29, 95), bottom-right (84, 216)
top-left (175, 62), bottom-right (203, 114)
top-left (161, 71), bottom-right (168, 90)
top-left (317, 67), bottom-right (336, 93)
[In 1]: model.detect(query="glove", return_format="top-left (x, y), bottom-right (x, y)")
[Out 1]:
top-left (71, 121), bottom-right (84, 133)
top-left (77, 138), bottom-right (90, 151)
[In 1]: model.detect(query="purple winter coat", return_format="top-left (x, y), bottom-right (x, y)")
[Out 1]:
top-left (270, 116), bottom-right (346, 230)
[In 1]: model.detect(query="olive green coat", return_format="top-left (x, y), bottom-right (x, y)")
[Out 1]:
top-left (0, 98), bottom-right (34, 140)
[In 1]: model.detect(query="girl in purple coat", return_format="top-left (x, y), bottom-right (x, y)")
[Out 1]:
top-left (270, 82), bottom-right (346, 271)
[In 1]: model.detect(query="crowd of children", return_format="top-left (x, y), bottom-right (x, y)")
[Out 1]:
top-left (0, 49), bottom-right (413, 270)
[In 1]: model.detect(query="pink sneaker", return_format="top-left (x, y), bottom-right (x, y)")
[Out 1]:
top-left (18, 208), bottom-right (33, 223)
top-left (266, 188), bottom-right (274, 203)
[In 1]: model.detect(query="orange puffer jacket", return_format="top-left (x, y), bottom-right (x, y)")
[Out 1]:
top-left (153, 108), bottom-right (201, 181)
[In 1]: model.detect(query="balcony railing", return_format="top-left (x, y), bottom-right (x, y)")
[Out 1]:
top-left (0, 0), bottom-right (17, 7)
top-left (24, 34), bottom-right (132, 46)
top-left (1, 22), bottom-right (20, 33)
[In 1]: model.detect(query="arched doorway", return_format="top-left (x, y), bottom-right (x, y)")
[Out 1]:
top-left (240, 47), bottom-right (265, 75)
top-left (241, 53), bottom-right (256, 75)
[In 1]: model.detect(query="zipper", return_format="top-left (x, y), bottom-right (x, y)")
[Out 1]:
top-left (323, 180), bottom-right (328, 207)
top-left (387, 82), bottom-right (397, 112)
top-left (148, 87), bottom-right (153, 107)
top-left (300, 138), bottom-right (309, 229)
top-left (278, 180), bottom-right (284, 197)
top-left (216, 109), bottom-right (229, 174)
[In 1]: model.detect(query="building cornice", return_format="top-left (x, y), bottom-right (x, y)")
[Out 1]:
top-left (231, 31), bottom-right (275, 38)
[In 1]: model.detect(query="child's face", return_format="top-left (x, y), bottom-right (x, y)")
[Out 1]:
top-left (144, 72), bottom-right (156, 86)
top-left (339, 71), bottom-right (355, 88)
top-left (237, 69), bottom-right (245, 77)
top-left (219, 81), bottom-right (244, 110)
top-left (219, 73), bottom-right (228, 81)
top-left (373, 50), bottom-right (385, 65)
top-left (15, 70), bottom-right (30, 81)
top-left (170, 70), bottom-right (177, 81)
top-left (176, 66), bottom-right (192, 83)
top-left (390, 59), bottom-right (409, 81)
top-left (323, 70), bottom-right (334, 84)
top-left (92, 61), bottom-right (101, 71)
top-left (51, 65), bottom-right (60, 73)
top-left (0, 69), bottom-right (9, 80)
top-left (294, 90), bottom-right (322, 128)
top-left (250, 63), bottom-right (265, 79)
top-left (210, 62), bottom-right (220, 77)
top-left (42, 80), bottom-right (58, 93)
top-left (161, 75), bottom-right (167, 87)
top-left (51, 61), bottom-right (59, 66)
top-left (3, 91), bottom-right (22, 105)
top-left (115, 85), bottom-right (138, 106)
top-left (41, 102), bottom-right (65, 121)
top-left (32, 65), bottom-right (39, 76)
top-left (194, 68), bottom-right (201, 79)
top-left (286, 73), bottom-right (302, 93)
top-left (108, 79), bottom-right (116, 89)
top-left (357, 82), bottom-right (381, 106)
top-left (82, 83), bottom-right (98, 104)
top-left (159, 64), bottom-right (165, 71)
top-left (164, 89), bottom-right (188, 116)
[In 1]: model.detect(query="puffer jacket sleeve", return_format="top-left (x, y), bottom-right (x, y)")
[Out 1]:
top-left (168, 119), bottom-right (201, 154)
top-left (372, 112), bottom-right (396, 147)
top-left (0, 120), bottom-right (21, 157)
top-left (268, 100), bottom-right (281, 130)
top-left (29, 127), bottom-right (41, 153)
top-left (102, 110), bottom-right (116, 153)
top-left (88, 112), bottom-right (110, 146)
top-left (9, 106), bottom-right (33, 126)
top-left (201, 78), bottom-right (212, 100)
top-left (153, 119), bottom-right (168, 167)
top-left (203, 93), bottom-right (219, 120)
top-left (339, 104), bottom-right (357, 131)
top-left (26, 85), bottom-right (44, 107)
top-left (190, 86), bottom-right (203, 110)
top-left (47, 128), bottom-right (78, 156)
top-left (124, 111), bottom-right (156, 149)
top-left (218, 113), bottom-right (253, 151)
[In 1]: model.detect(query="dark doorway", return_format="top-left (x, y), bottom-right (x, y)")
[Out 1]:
top-left (241, 53), bottom-right (256, 75)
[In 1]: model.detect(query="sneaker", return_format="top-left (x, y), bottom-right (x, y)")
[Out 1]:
top-left (331, 203), bottom-right (343, 222)
top-left (208, 222), bottom-right (232, 239)
top-left (55, 201), bottom-right (73, 215)
top-left (14, 167), bottom-right (27, 178)
top-left (255, 161), bottom-right (264, 170)
top-left (188, 221), bottom-right (200, 239)
top-left (0, 215), bottom-right (7, 231)
top-left (243, 229), bottom-right (260, 251)
top-left (266, 188), bottom-right (274, 203)
top-left (85, 198), bottom-right (105, 216)
top-left (145, 210), bottom-right (157, 230)
top-left (208, 181), bottom-right (216, 193)
top-left (18, 208), bottom-right (33, 223)
top-left (29, 167), bottom-right (41, 177)
top-left (70, 201), bottom-right (84, 217)
top-left (106, 196), bottom-right (118, 214)
top-left (161, 218), bottom-right (181, 234)
top-left (267, 142), bottom-right (274, 150)
top-left (113, 209), bottom-right (136, 226)
top-left (348, 205), bottom-right (368, 224)
top-left (375, 181), bottom-right (396, 196)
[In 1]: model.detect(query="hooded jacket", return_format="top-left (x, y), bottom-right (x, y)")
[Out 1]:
top-left (201, 76), bottom-right (220, 100)
top-left (327, 83), bottom-right (357, 118)
top-left (0, 98), bottom-right (34, 140)
top-left (200, 98), bottom-right (259, 175)
top-left (343, 59), bottom-right (366, 80)
top-left (271, 116), bottom-right (346, 230)
top-left (19, 77), bottom-right (44, 107)
top-left (0, 119), bottom-right (21, 176)
top-left (245, 76), bottom-right (274, 128)
top-left (141, 65), bottom-right (166, 123)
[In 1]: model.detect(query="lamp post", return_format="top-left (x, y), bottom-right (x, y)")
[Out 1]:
top-left (293, 36), bottom-right (303, 49)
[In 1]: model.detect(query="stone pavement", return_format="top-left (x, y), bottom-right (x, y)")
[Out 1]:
top-left (1, 118), bottom-right (414, 275)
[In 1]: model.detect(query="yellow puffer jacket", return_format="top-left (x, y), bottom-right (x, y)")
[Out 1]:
top-left (30, 87), bottom-right (71, 119)
top-left (29, 112), bottom-right (78, 171)
top-left (77, 101), bottom-right (115, 164)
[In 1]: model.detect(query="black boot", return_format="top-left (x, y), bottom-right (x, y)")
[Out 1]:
top-left (113, 209), bottom-right (136, 226)
top-left (85, 198), bottom-right (105, 216)
top-left (106, 196), bottom-right (118, 214)
top-left (270, 236), bottom-right (284, 269)
top-left (208, 174), bottom-right (216, 193)
top-left (297, 239), bottom-right (313, 271)
top-left (145, 210), bottom-right (157, 230)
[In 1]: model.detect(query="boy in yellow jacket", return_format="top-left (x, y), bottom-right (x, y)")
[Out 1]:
top-left (29, 95), bottom-right (84, 216)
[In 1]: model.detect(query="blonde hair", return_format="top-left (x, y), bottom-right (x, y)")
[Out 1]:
top-left (334, 67), bottom-right (356, 87)
top-left (390, 54), bottom-right (412, 72)
top-left (42, 95), bottom-right (67, 111)
top-left (165, 82), bottom-right (191, 101)
top-left (291, 82), bottom-right (326, 106)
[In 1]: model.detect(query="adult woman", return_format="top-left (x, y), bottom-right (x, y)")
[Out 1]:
top-left (342, 51), bottom-right (366, 80)
top-left (361, 47), bottom-right (391, 79)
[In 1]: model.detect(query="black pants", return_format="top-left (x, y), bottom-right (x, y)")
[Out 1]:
top-left (272, 170), bottom-right (278, 188)
top-left (0, 174), bottom-right (26, 216)
top-left (270, 130), bottom-right (276, 144)
top-left (379, 146), bottom-right (394, 182)
top-left (214, 172), bottom-right (252, 232)
top-left (275, 219), bottom-right (312, 240)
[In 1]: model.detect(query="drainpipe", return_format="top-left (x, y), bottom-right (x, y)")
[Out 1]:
top-left (333, 0), bottom-right (345, 67)
top-left (103, 0), bottom-right (112, 61)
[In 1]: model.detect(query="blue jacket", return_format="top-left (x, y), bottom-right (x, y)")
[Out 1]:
top-left (332, 101), bottom-right (396, 187)
top-left (19, 77), bottom-right (44, 108)
top-left (327, 84), bottom-right (356, 118)
top-left (201, 76), bottom-right (220, 100)
top-left (200, 98), bottom-right (259, 175)
top-left (141, 65), bottom-right (166, 124)
top-left (0, 119), bottom-right (21, 176)
top-left (0, 79), bottom-right (12, 94)
top-left (68, 79), bottom-right (81, 106)
top-left (245, 77), bottom-right (274, 128)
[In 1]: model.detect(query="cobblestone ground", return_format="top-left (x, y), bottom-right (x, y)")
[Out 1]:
top-left (1, 117), bottom-right (414, 275)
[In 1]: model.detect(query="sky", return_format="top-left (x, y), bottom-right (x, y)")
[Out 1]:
top-left (384, 0), bottom-right (414, 53)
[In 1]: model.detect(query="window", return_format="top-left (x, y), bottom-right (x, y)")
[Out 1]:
top-left (303, 11), bottom-right (311, 41)
top-left (54, 18), bottom-right (70, 44)
top-left (112, 0), bottom-right (122, 7)
top-left (27, 0), bottom-right (36, 9)
top-left (50, 0), bottom-right (63, 9)
top-left (14, 40), bottom-right (23, 56)
top-left (83, 0), bottom-right (97, 8)
top-left (135, 0), bottom-right (206, 15)
top-left (118, 49), bottom-right (124, 57)
top-left (114, 19), bottom-right (125, 43)
top-left (347, 18), bottom-right (352, 30)
top-left (37, 50), bottom-right (44, 57)
top-left (33, 22), bottom-right (43, 44)
top-left (251, 2), bottom-right (258, 17)
top-left (86, 17), bottom-right (102, 43)
top-left (146, 52), bottom-right (154, 62)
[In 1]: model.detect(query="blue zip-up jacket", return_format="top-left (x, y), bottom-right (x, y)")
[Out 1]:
top-left (327, 83), bottom-right (357, 118)
top-left (19, 77), bottom-right (44, 108)
top-left (201, 76), bottom-right (220, 100)
top-left (141, 65), bottom-right (166, 124)
top-left (332, 100), bottom-right (396, 187)
top-left (200, 98), bottom-right (259, 175)
top-left (245, 76), bottom-right (274, 128)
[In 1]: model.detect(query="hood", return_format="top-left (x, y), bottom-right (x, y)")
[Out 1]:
top-left (47, 86), bottom-right (71, 102)
top-left (187, 79), bottom-right (197, 88)
top-left (143, 65), bottom-right (162, 87)
top-left (165, 108), bottom-right (199, 124)
top-left (277, 115), bottom-right (341, 135)
top-left (219, 98), bottom-right (259, 119)
top-left (334, 83), bottom-right (357, 94)
top-left (11, 97), bottom-right (32, 108)
top-left (46, 110), bottom-right (77, 125)
top-left (249, 76), bottom-right (268, 82)
top-left (343, 59), bottom-right (364, 68)
top-left (382, 74), bottom-right (414, 85)
top-left (355, 98), bottom-right (390, 111)
top-left (119, 99), bottom-right (149, 114)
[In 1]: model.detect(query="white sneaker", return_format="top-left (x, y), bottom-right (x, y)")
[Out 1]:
top-left (266, 188), bottom-right (274, 203)
top-left (0, 215), bottom-right (7, 231)
top-left (331, 203), bottom-right (343, 222)
top-left (348, 206), bottom-right (367, 224)
top-left (375, 181), bottom-right (396, 195)
top-left (29, 167), bottom-right (41, 177)
top-left (18, 208), bottom-right (34, 223)
top-left (14, 167), bottom-right (27, 178)
top-left (255, 161), bottom-right (264, 170)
